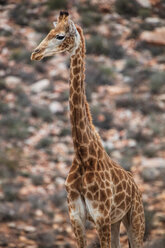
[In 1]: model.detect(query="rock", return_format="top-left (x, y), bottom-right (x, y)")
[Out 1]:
top-left (24, 226), bottom-right (36, 233)
top-left (104, 85), bottom-right (130, 96)
top-left (96, 24), bottom-right (110, 37)
top-left (35, 209), bottom-right (43, 217)
top-left (145, 17), bottom-right (162, 24)
top-left (141, 157), bottom-right (165, 181)
top-left (36, 231), bottom-right (55, 248)
top-left (137, 0), bottom-right (151, 8)
top-left (49, 101), bottom-right (64, 114)
top-left (0, 204), bottom-right (16, 221)
top-left (50, 190), bottom-right (67, 208)
top-left (2, 183), bottom-right (21, 201)
top-left (141, 167), bottom-right (160, 181)
top-left (8, 222), bottom-right (16, 228)
top-left (55, 177), bottom-right (65, 187)
top-left (103, 141), bottom-right (114, 150)
top-left (142, 158), bottom-right (165, 168)
top-left (17, 225), bottom-right (36, 233)
top-left (0, 234), bottom-right (8, 246)
top-left (31, 174), bottom-right (44, 186)
top-left (5, 76), bottom-right (21, 89)
top-left (120, 156), bottom-right (133, 171)
top-left (149, 0), bottom-right (161, 6)
top-left (31, 79), bottom-right (49, 93)
top-left (140, 27), bottom-right (165, 46)
top-left (123, 76), bottom-right (132, 84)
top-left (144, 237), bottom-right (165, 248)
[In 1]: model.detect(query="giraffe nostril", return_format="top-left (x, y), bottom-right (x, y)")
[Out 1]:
top-left (33, 48), bottom-right (40, 53)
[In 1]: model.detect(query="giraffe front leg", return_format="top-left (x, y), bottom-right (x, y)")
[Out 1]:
top-left (85, 198), bottom-right (111, 248)
top-left (96, 218), bottom-right (111, 248)
top-left (68, 195), bottom-right (87, 248)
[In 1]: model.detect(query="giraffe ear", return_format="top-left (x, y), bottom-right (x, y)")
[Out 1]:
top-left (53, 22), bottom-right (57, 28)
top-left (69, 20), bottom-right (77, 35)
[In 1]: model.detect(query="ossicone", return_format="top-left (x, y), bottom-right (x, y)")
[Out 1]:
top-left (59, 10), bottom-right (69, 18)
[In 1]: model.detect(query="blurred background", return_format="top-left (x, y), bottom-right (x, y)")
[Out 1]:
top-left (0, 0), bottom-right (165, 247)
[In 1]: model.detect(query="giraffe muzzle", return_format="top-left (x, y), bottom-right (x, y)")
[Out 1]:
top-left (31, 48), bottom-right (44, 61)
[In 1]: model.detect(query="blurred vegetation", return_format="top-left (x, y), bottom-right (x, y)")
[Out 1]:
top-left (59, 127), bottom-right (71, 137)
top-left (0, 102), bottom-right (10, 114)
top-left (91, 104), bottom-right (113, 130)
top-left (47, 0), bottom-right (68, 10)
top-left (125, 57), bottom-right (138, 69)
top-left (150, 71), bottom-right (165, 94)
top-left (115, 0), bottom-right (151, 18)
top-left (147, 114), bottom-right (165, 137)
top-left (81, 11), bottom-right (101, 27)
top-left (115, 95), bottom-right (162, 115)
top-left (138, 8), bottom-right (152, 19)
top-left (0, 147), bottom-right (22, 178)
top-left (35, 136), bottom-right (53, 149)
top-left (14, 86), bottom-right (31, 107)
top-left (10, 2), bottom-right (37, 26)
top-left (31, 20), bottom-right (51, 34)
top-left (115, 0), bottom-right (140, 16)
top-left (31, 174), bottom-right (44, 186)
top-left (11, 49), bottom-right (31, 63)
top-left (86, 59), bottom-right (114, 86)
top-left (136, 41), bottom-right (165, 56)
top-left (86, 35), bottom-right (125, 59)
top-left (31, 105), bottom-right (54, 123)
top-left (0, 114), bottom-right (29, 140)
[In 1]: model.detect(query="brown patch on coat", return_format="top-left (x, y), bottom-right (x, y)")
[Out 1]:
top-left (73, 66), bottom-right (80, 75)
top-left (106, 188), bottom-right (112, 198)
top-left (79, 145), bottom-right (88, 158)
top-left (80, 120), bottom-right (85, 130)
top-left (83, 132), bottom-right (88, 143)
top-left (67, 173), bottom-right (78, 183)
top-left (89, 142), bottom-right (97, 157)
top-left (72, 57), bottom-right (78, 66)
top-left (86, 192), bottom-right (93, 200)
top-left (116, 183), bottom-right (123, 193)
top-left (100, 189), bottom-right (107, 202)
top-left (85, 172), bottom-right (94, 184)
top-left (70, 191), bottom-right (79, 200)
top-left (118, 201), bottom-right (125, 210)
top-left (98, 148), bottom-right (103, 159)
top-left (99, 203), bottom-right (104, 213)
top-left (111, 169), bottom-right (120, 184)
top-left (91, 202), bottom-right (97, 209)
top-left (114, 192), bottom-right (125, 204)
top-left (105, 199), bottom-right (110, 209)
top-left (89, 184), bottom-right (99, 193)
top-left (94, 191), bottom-right (99, 200)
top-left (72, 92), bottom-right (79, 105)
top-left (76, 127), bottom-right (83, 143)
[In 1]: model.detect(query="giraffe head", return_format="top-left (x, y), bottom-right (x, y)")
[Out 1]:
top-left (31, 11), bottom-right (80, 61)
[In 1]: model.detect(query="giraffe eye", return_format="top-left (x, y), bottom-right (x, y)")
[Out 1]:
top-left (56, 35), bottom-right (65, 40)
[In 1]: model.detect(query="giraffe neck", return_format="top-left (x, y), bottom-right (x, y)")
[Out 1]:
top-left (69, 27), bottom-right (100, 160)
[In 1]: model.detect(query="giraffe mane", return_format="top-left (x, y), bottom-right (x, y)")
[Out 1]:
top-left (76, 25), bottom-right (99, 133)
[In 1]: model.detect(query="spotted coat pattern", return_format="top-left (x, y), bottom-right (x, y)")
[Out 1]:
top-left (31, 11), bottom-right (145, 248)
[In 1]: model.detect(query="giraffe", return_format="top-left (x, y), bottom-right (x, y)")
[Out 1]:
top-left (31, 11), bottom-right (145, 248)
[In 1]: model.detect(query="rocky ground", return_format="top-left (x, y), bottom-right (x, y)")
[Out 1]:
top-left (0, 0), bottom-right (165, 247)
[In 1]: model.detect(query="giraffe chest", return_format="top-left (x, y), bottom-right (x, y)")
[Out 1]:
top-left (66, 161), bottom-right (133, 224)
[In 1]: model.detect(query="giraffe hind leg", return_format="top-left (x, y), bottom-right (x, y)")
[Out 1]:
top-left (111, 221), bottom-right (121, 248)
top-left (122, 198), bottom-right (145, 248)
